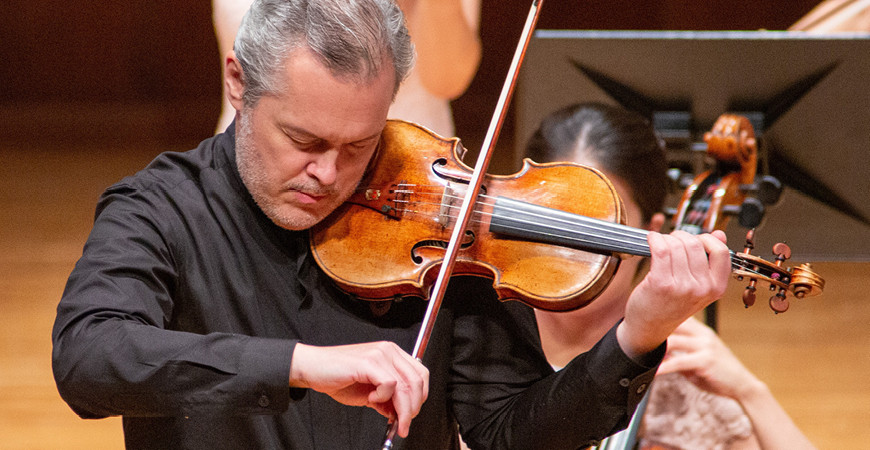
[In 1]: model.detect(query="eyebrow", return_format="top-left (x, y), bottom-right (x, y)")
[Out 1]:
top-left (283, 124), bottom-right (381, 145)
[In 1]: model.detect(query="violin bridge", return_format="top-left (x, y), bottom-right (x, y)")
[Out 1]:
top-left (438, 184), bottom-right (456, 228)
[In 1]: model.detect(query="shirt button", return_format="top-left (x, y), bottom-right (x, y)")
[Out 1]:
top-left (636, 383), bottom-right (648, 394)
top-left (619, 378), bottom-right (630, 387)
top-left (258, 394), bottom-right (271, 408)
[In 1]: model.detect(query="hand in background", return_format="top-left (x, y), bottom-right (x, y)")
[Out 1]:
top-left (657, 316), bottom-right (753, 400)
top-left (657, 316), bottom-right (817, 450)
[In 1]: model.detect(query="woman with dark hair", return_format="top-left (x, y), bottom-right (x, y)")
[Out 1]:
top-left (528, 102), bottom-right (816, 450)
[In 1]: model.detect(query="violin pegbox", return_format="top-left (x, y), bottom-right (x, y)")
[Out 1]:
top-left (732, 229), bottom-right (825, 314)
top-left (674, 114), bottom-right (787, 232)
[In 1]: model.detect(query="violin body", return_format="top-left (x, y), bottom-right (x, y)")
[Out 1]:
top-left (310, 120), bottom-right (626, 311)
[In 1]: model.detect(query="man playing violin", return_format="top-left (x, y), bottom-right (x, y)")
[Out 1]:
top-left (51, 1), bottom-right (730, 449)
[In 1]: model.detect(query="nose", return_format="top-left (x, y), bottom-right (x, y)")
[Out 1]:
top-left (305, 147), bottom-right (339, 186)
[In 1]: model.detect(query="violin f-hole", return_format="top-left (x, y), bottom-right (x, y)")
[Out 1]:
top-left (410, 230), bottom-right (475, 264)
top-left (432, 158), bottom-right (488, 195)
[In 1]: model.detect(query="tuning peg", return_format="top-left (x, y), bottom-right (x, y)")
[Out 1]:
top-left (772, 242), bottom-right (792, 264)
top-left (743, 229), bottom-right (756, 253)
top-left (730, 175), bottom-right (782, 229)
top-left (738, 230), bottom-right (758, 307)
top-left (765, 243), bottom-right (793, 313)
top-left (743, 282), bottom-right (757, 307)
top-left (720, 196), bottom-right (767, 228)
top-left (769, 289), bottom-right (790, 313)
top-left (737, 197), bottom-right (765, 229)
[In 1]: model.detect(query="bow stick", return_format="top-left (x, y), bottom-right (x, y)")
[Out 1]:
top-left (381, 1), bottom-right (545, 448)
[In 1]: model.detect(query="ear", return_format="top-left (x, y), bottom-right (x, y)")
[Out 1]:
top-left (647, 212), bottom-right (666, 233)
top-left (224, 51), bottom-right (246, 113)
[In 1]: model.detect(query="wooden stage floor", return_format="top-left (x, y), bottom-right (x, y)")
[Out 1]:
top-left (2, 142), bottom-right (868, 449)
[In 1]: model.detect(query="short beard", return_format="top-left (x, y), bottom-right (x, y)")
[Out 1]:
top-left (235, 111), bottom-right (334, 230)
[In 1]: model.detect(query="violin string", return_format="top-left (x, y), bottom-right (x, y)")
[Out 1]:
top-left (379, 185), bottom-right (770, 279)
top-left (399, 187), bottom-right (652, 250)
top-left (389, 184), bottom-right (647, 245)
top-left (397, 197), bottom-right (643, 250)
top-left (392, 186), bottom-right (762, 273)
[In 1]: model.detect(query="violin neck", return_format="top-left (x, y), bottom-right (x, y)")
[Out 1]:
top-left (489, 196), bottom-right (653, 257)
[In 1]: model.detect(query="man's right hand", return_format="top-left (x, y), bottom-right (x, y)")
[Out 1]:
top-left (289, 342), bottom-right (429, 438)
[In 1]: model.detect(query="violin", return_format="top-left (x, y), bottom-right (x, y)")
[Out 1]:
top-left (309, 119), bottom-right (824, 313)
top-left (312, 120), bottom-right (625, 312)
top-left (316, 0), bottom-right (823, 442)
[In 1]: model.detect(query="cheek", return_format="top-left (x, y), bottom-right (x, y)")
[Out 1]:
top-left (258, 142), bottom-right (307, 182)
top-left (275, 152), bottom-right (308, 179)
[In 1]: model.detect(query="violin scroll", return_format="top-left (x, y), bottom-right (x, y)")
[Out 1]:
top-left (733, 230), bottom-right (825, 314)
top-left (703, 114), bottom-right (757, 186)
top-left (674, 114), bottom-right (784, 232)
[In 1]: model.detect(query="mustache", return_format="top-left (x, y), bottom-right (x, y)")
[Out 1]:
top-left (282, 181), bottom-right (337, 197)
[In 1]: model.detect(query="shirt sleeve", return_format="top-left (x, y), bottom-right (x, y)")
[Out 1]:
top-left (52, 183), bottom-right (296, 418)
top-left (446, 277), bottom-right (662, 450)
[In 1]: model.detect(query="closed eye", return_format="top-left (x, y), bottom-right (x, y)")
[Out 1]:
top-left (285, 132), bottom-right (325, 151)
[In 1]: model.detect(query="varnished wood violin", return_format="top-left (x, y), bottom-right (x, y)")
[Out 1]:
top-left (310, 119), bottom-right (824, 313)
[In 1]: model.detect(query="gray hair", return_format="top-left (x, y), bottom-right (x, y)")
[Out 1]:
top-left (234, 0), bottom-right (414, 106)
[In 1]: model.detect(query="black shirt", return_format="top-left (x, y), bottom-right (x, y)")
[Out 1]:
top-left (52, 126), bottom-right (660, 449)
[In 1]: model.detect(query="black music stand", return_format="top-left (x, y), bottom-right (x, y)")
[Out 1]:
top-left (515, 30), bottom-right (870, 263)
